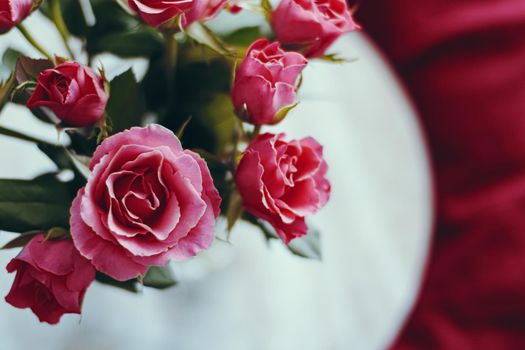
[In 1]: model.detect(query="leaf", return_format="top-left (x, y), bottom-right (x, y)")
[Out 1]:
top-left (221, 26), bottom-right (263, 47)
top-left (106, 68), bottom-right (144, 133)
top-left (0, 48), bottom-right (22, 81)
top-left (0, 174), bottom-right (74, 233)
top-left (15, 56), bottom-right (54, 84)
top-left (226, 189), bottom-right (243, 232)
top-left (243, 213), bottom-right (322, 260)
top-left (143, 266), bottom-right (177, 289)
top-left (287, 226), bottom-right (322, 260)
top-left (186, 22), bottom-right (235, 58)
top-left (96, 30), bottom-right (164, 58)
top-left (317, 54), bottom-right (355, 63)
top-left (1, 231), bottom-right (40, 249)
top-left (261, 0), bottom-right (273, 19)
top-left (273, 102), bottom-right (299, 124)
top-left (175, 115), bottom-right (193, 139)
top-left (95, 272), bottom-right (139, 293)
top-left (0, 74), bottom-right (15, 113)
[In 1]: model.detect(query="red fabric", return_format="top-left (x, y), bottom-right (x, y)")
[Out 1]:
top-left (355, 1), bottom-right (525, 349)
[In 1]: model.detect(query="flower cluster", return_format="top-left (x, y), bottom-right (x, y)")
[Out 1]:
top-left (0, 0), bottom-right (357, 324)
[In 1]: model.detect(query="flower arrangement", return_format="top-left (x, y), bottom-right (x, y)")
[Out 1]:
top-left (0, 0), bottom-right (358, 323)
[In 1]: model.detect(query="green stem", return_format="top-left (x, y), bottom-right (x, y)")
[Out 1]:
top-left (50, 0), bottom-right (75, 59)
top-left (163, 32), bottom-right (178, 115)
top-left (0, 125), bottom-right (57, 147)
top-left (252, 125), bottom-right (262, 138)
top-left (16, 24), bottom-right (53, 61)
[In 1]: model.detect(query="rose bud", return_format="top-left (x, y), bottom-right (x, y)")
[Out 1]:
top-left (0, 0), bottom-right (33, 33)
top-left (128, 0), bottom-right (204, 28)
top-left (70, 124), bottom-right (221, 281)
top-left (231, 38), bottom-right (307, 125)
top-left (271, 0), bottom-right (359, 58)
top-left (5, 235), bottom-right (96, 324)
top-left (235, 133), bottom-right (331, 244)
top-left (26, 61), bottom-right (108, 127)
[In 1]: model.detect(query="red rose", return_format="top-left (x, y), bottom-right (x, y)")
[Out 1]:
top-left (5, 235), bottom-right (95, 324)
top-left (271, 0), bottom-right (359, 58)
top-left (27, 62), bottom-right (108, 127)
top-left (231, 38), bottom-right (307, 125)
top-left (128, 0), bottom-right (205, 28)
top-left (235, 133), bottom-right (331, 243)
top-left (0, 0), bottom-right (33, 32)
top-left (70, 124), bottom-right (222, 281)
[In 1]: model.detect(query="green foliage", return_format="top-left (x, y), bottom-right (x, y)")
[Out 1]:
top-left (244, 213), bottom-right (322, 260)
top-left (143, 266), bottom-right (178, 289)
top-left (0, 174), bottom-right (74, 233)
top-left (106, 69), bottom-right (145, 132)
top-left (221, 26), bottom-right (264, 47)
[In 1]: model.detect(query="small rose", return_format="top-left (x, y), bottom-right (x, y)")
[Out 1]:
top-left (70, 124), bottom-right (222, 281)
top-left (185, 0), bottom-right (228, 23)
top-left (0, 0), bottom-right (33, 32)
top-left (27, 61), bottom-right (108, 127)
top-left (128, 0), bottom-right (199, 28)
top-left (235, 133), bottom-right (331, 243)
top-left (231, 38), bottom-right (307, 125)
top-left (5, 235), bottom-right (95, 324)
top-left (271, 0), bottom-right (359, 58)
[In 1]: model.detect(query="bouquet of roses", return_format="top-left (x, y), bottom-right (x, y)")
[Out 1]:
top-left (0, 0), bottom-right (357, 324)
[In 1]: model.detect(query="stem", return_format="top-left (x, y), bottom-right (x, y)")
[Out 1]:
top-left (0, 125), bottom-right (57, 147)
top-left (163, 32), bottom-right (178, 115)
top-left (50, 0), bottom-right (76, 59)
top-left (16, 24), bottom-right (53, 61)
top-left (252, 125), bottom-right (262, 138)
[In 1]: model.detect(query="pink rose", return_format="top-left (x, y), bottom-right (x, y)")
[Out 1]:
top-left (27, 61), bottom-right (108, 127)
top-left (185, 0), bottom-right (227, 23)
top-left (70, 124), bottom-right (221, 281)
top-left (231, 38), bottom-right (307, 125)
top-left (128, 0), bottom-right (204, 28)
top-left (271, 0), bottom-right (359, 58)
top-left (0, 0), bottom-right (33, 32)
top-left (235, 133), bottom-right (331, 243)
top-left (5, 235), bottom-right (95, 324)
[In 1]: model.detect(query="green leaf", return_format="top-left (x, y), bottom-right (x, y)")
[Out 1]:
top-left (143, 266), bottom-right (177, 290)
top-left (243, 213), bottom-right (322, 260)
top-left (1, 48), bottom-right (22, 81)
top-left (95, 272), bottom-right (139, 293)
top-left (0, 74), bottom-right (15, 113)
top-left (221, 26), bottom-right (263, 47)
top-left (226, 189), bottom-right (243, 232)
top-left (317, 54), bottom-right (355, 63)
top-left (273, 102), bottom-right (299, 124)
top-left (287, 226), bottom-right (322, 260)
top-left (96, 30), bottom-right (164, 58)
top-left (186, 23), bottom-right (235, 58)
top-left (261, 0), bottom-right (273, 19)
top-left (0, 174), bottom-right (74, 233)
top-left (106, 68), bottom-right (144, 133)
top-left (1, 230), bottom-right (40, 249)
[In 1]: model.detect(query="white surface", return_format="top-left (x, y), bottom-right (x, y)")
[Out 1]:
top-left (0, 11), bottom-right (432, 350)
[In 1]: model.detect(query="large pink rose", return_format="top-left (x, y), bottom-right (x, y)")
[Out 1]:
top-left (235, 133), bottom-right (331, 243)
top-left (0, 0), bottom-right (33, 32)
top-left (5, 235), bottom-right (95, 324)
top-left (231, 38), bottom-right (307, 125)
top-left (27, 61), bottom-right (108, 127)
top-left (271, 0), bottom-right (359, 58)
top-left (70, 124), bottom-right (221, 281)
